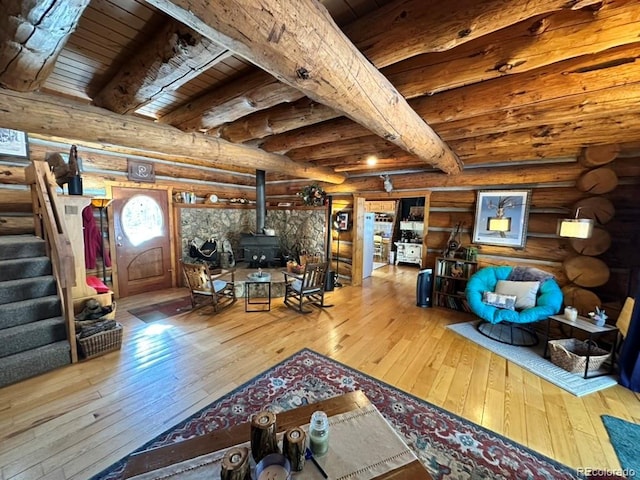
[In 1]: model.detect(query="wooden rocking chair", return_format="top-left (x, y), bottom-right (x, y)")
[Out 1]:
top-left (180, 261), bottom-right (236, 313)
top-left (283, 262), bottom-right (329, 313)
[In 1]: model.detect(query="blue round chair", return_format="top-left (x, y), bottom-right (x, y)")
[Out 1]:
top-left (465, 266), bottom-right (563, 345)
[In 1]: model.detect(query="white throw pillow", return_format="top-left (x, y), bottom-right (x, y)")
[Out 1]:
top-left (495, 280), bottom-right (540, 310)
top-left (482, 291), bottom-right (517, 310)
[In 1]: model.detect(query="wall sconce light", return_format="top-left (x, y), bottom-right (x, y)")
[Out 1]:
top-left (487, 217), bottom-right (511, 232)
top-left (557, 207), bottom-right (594, 239)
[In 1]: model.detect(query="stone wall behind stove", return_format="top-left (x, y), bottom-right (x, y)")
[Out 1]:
top-left (179, 207), bottom-right (327, 264)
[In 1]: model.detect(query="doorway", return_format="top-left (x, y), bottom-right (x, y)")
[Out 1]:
top-left (111, 187), bottom-right (173, 297)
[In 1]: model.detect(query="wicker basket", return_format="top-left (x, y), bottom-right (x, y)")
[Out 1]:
top-left (548, 338), bottom-right (610, 374)
top-left (77, 322), bottom-right (123, 359)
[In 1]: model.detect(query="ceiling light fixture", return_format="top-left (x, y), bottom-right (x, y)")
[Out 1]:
top-left (366, 155), bottom-right (377, 166)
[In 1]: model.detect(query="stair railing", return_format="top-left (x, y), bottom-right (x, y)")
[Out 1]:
top-left (25, 160), bottom-right (78, 363)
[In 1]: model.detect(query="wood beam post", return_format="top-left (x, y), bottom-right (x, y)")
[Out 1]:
top-left (93, 20), bottom-right (231, 114)
top-left (0, 0), bottom-right (90, 91)
top-left (0, 89), bottom-right (346, 184)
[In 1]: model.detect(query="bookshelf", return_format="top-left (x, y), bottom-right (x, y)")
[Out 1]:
top-left (433, 257), bottom-right (478, 312)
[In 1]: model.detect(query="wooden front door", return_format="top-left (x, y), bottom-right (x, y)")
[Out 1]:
top-left (112, 187), bottom-right (172, 297)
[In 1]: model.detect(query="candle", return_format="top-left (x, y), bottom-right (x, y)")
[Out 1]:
top-left (257, 464), bottom-right (289, 480)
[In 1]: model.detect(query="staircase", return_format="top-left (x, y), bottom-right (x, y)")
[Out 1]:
top-left (0, 235), bottom-right (71, 388)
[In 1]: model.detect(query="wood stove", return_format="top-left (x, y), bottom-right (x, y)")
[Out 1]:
top-left (239, 233), bottom-right (280, 268)
top-left (239, 169), bottom-right (280, 267)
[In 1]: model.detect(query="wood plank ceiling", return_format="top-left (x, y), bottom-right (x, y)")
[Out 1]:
top-left (1, 0), bottom-right (639, 191)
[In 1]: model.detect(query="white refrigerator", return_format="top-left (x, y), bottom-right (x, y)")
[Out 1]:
top-left (363, 213), bottom-right (374, 279)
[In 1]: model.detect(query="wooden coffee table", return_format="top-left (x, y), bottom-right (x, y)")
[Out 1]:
top-left (123, 390), bottom-right (432, 479)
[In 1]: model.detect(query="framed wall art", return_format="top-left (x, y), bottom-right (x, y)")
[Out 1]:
top-left (0, 128), bottom-right (29, 159)
top-left (472, 189), bottom-right (531, 248)
top-left (336, 212), bottom-right (349, 231)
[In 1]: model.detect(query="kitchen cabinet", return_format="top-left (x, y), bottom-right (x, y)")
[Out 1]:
top-left (366, 200), bottom-right (396, 213)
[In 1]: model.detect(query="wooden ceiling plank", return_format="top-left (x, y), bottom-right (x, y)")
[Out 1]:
top-left (149, 0), bottom-right (462, 174)
top-left (93, 20), bottom-right (231, 114)
top-left (0, 89), bottom-right (347, 184)
top-left (0, 0), bottom-right (91, 92)
top-left (89, 0), bottom-right (157, 30)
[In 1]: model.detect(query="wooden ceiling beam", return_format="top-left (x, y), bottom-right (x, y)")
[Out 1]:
top-left (450, 113), bottom-right (640, 157)
top-left (266, 42), bottom-right (640, 155)
top-left (159, 70), bottom-right (303, 132)
top-left (93, 20), bottom-right (231, 115)
top-left (0, 89), bottom-right (347, 184)
top-left (253, 2), bottom-right (640, 152)
top-left (27, 143), bottom-right (258, 187)
top-left (199, 0), bottom-right (613, 144)
top-left (261, 84), bottom-right (633, 157)
top-left (343, 0), bottom-right (603, 68)
top-left (150, 0), bottom-right (462, 174)
top-left (414, 43), bottom-right (640, 124)
top-left (0, 0), bottom-right (90, 91)
top-left (435, 83), bottom-right (640, 142)
top-left (216, 99), bottom-right (337, 143)
top-left (385, 0), bottom-right (640, 97)
top-left (266, 162), bottom-right (589, 196)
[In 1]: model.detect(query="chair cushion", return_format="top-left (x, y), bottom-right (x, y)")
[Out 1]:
top-left (194, 279), bottom-right (228, 295)
top-left (482, 291), bottom-right (516, 310)
top-left (495, 280), bottom-right (540, 310)
top-left (290, 279), bottom-right (320, 294)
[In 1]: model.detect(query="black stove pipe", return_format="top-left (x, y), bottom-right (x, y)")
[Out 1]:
top-left (256, 169), bottom-right (266, 233)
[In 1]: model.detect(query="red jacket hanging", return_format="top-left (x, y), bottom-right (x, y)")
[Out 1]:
top-left (82, 206), bottom-right (111, 269)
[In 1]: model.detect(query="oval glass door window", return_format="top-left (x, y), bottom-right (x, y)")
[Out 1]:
top-left (121, 194), bottom-right (164, 246)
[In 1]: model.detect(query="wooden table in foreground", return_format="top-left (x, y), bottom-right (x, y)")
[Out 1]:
top-left (123, 390), bottom-right (432, 479)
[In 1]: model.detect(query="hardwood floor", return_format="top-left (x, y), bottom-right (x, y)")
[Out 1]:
top-left (1, 265), bottom-right (639, 480)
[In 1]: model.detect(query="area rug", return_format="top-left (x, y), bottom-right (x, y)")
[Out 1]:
top-left (448, 321), bottom-right (618, 397)
top-left (601, 415), bottom-right (640, 476)
top-left (127, 296), bottom-right (192, 323)
top-left (90, 348), bottom-right (583, 480)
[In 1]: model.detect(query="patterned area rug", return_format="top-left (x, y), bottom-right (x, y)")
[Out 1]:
top-left (448, 321), bottom-right (618, 396)
top-left (127, 296), bottom-right (192, 323)
top-left (90, 349), bottom-right (581, 480)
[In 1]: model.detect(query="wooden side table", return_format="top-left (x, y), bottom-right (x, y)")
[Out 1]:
top-left (543, 314), bottom-right (619, 379)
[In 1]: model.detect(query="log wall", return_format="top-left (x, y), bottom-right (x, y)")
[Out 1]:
top-left (1, 138), bottom-right (638, 316)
